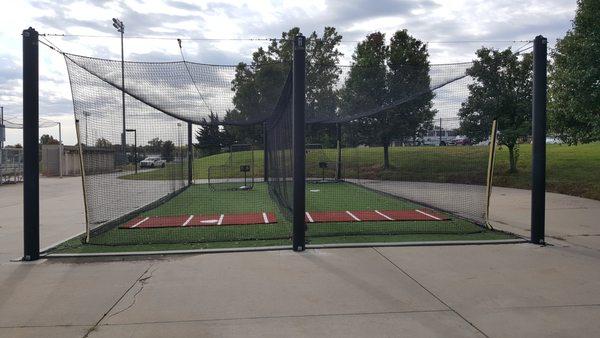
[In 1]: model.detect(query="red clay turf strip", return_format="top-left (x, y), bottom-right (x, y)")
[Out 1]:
top-left (121, 209), bottom-right (448, 229)
top-left (305, 211), bottom-right (356, 223)
top-left (221, 212), bottom-right (276, 226)
top-left (380, 210), bottom-right (448, 221)
top-left (121, 212), bottom-right (277, 229)
top-left (304, 209), bottom-right (448, 223)
top-left (351, 210), bottom-right (389, 221)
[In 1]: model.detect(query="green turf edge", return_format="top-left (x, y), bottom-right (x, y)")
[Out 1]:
top-left (49, 229), bottom-right (516, 254)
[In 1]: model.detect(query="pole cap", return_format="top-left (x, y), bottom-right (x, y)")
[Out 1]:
top-left (294, 34), bottom-right (305, 49)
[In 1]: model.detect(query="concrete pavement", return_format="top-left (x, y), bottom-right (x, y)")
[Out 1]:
top-left (0, 177), bottom-right (84, 262)
top-left (490, 186), bottom-right (600, 251)
top-left (1, 177), bottom-right (600, 337)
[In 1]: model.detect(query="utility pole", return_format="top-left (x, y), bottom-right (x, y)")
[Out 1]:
top-left (58, 122), bottom-right (62, 178)
top-left (126, 129), bottom-right (137, 174)
top-left (112, 18), bottom-right (125, 153)
top-left (1, 106), bottom-right (4, 149)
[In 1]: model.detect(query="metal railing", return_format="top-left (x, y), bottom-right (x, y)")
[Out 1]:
top-left (0, 148), bottom-right (24, 184)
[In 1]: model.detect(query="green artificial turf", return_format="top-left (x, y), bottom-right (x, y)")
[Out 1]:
top-left (51, 181), bottom-right (513, 254)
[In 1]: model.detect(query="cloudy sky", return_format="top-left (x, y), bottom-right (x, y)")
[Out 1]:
top-left (0, 0), bottom-right (577, 145)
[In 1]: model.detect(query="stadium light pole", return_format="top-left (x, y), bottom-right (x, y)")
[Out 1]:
top-left (112, 18), bottom-right (126, 154)
top-left (531, 35), bottom-right (547, 244)
top-left (58, 122), bottom-right (63, 178)
top-left (292, 34), bottom-right (306, 252)
top-left (1, 106), bottom-right (4, 149)
top-left (82, 111), bottom-right (91, 145)
top-left (126, 129), bottom-right (137, 174)
top-left (187, 122), bottom-right (193, 186)
top-left (177, 122), bottom-right (182, 161)
top-left (23, 27), bottom-right (39, 261)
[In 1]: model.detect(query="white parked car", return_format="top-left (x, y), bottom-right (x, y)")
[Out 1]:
top-left (546, 136), bottom-right (563, 144)
top-left (420, 129), bottom-right (458, 146)
top-left (449, 135), bottom-right (471, 146)
top-left (140, 156), bottom-right (166, 168)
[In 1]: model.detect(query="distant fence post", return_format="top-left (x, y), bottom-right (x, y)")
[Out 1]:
top-left (531, 35), bottom-right (547, 244)
top-left (23, 27), bottom-right (40, 260)
top-left (187, 122), bottom-right (193, 185)
top-left (336, 123), bottom-right (342, 180)
top-left (292, 34), bottom-right (306, 251)
top-left (263, 122), bottom-right (268, 182)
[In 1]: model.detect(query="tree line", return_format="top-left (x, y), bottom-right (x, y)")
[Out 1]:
top-left (196, 0), bottom-right (597, 175)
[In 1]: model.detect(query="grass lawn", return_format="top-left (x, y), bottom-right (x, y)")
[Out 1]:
top-left (51, 182), bottom-right (513, 254)
top-left (494, 143), bottom-right (600, 200)
top-left (121, 142), bottom-right (600, 200)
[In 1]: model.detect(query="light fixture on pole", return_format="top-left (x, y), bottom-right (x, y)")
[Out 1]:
top-left (58, 122), bottom-right (63, 178)
top-left (0, 106), bottom-right (4, 149)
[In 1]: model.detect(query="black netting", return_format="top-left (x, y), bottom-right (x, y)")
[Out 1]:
top-left (266, 71), bottom-right (294, 219)
top-left (65, 54), bottom-right (289, 126)
top-left (60, 46), bottom-right (508, 250)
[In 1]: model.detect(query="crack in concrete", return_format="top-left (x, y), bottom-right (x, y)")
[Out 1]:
top-left (93, 309), bottom-right (454, 327)
top-left (81, 263), bottom-right (155, 338)
top-left (107, 267), bottom-right (157, 319)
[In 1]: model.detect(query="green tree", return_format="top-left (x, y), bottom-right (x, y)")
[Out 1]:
top-left (161, 140), bottom-right (175, 162)
top-left (40, 134), bottom-right (59, 145)
top-left (147, 137), bottom-right (163, 154)
top-left (305, 27), bottom-right (343, 145)
top-left (386, 30), bottom-right (436, 158)
top-left (339, 32), bottom-right (389, 165)
top-left (549, 0), bottom-right (600, 144)
top-left (226, 27), bottom-right (343, 145)
top-left (459, 48), bottom-right (533, 173)
top-left (225, 30), bottom-right (291, 144)
top-left (196, 112), bottom-right (229, 156)
top-left (95, 137), bottom-right (112, 148)
top-left (339, 31), bottom-right (434, 169)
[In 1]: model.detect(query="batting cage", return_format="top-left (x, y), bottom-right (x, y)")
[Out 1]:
top-left (47, 32), bottom-right (539, 252)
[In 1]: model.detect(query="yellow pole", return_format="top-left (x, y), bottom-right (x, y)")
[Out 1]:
top-left (485, 120), bottom-right (498, 228)
top-left (75, 120), bottom-right (91, 243)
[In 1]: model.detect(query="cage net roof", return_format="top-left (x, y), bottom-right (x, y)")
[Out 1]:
top-left (64, 53), bottom-right (473, 127)
top-left (2, 117), bottom-right (60, 129)
top-left (65, 53), bottom-right (289, 126)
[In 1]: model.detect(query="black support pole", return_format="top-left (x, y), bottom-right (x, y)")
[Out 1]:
top-left (133, 130), bottom-right (137, 174)
top-left (23, 27), bottom-right (39, 261)
top-left (187, 122), bottom-right (193, 186)
top-left (336, 123), bottom-right (342, 180)
top-left (531, 35), bottom-right (547, 245)
top-left (292, 34), bottom-right (306, 251)
top-left (120, 29), bottom-right (126, 153)
top-left (263, 122), bottom-right (268, 182)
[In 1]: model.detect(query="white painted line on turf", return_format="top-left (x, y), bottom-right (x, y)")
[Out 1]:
top-left (182, 215), bottom-right (194, 227)
top-left (305, 212), bottom-right (314, 223)
top-left (346, 211), bottom-right (361, 221)
top-left (217, 214), bottom-right (224, 225)
top-left (415, 209), bottom-right (442, 220)
top-left (131, 217), bottom-right (149, 228)
top-left (374, 210), bottom-right (393, 221)
top-left (262, 212), bottom-right (269, 224)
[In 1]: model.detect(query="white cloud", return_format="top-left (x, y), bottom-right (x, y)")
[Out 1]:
top-left (0, 0), bottom-right (577, 146)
